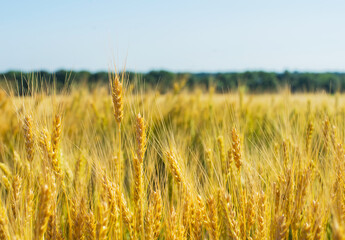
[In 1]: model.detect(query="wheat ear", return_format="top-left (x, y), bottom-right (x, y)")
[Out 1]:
top-left (232, 127), bottom-right (242, 171)
top-left (35, 184), bottom-right (52, 240)
top-left (51, 114), bottom-right (62, 175)
top-left (206, 195), bottom-right (219, 240)
top-left (111, 75), bottom-right (123, 124)
top-left (23, 115), bottom-right (35, 163)
top-left (165, 149), bottom-right (185, 189)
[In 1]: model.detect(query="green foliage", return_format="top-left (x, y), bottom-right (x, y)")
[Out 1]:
top-left (2, 70), bottom-right (345, 93)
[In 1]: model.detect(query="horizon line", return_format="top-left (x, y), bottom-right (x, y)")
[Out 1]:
top-left (3, 68), bottom-right (345, 74)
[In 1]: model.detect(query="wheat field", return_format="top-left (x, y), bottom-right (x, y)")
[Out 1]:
top-left (0, 73), bottom-right (345, 239)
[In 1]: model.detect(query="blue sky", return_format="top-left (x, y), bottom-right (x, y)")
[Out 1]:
top-left (1, 0), bottom-right (345, 72)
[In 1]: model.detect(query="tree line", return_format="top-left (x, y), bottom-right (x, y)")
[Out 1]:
top-left (1, 70), bottom-right (345, 93)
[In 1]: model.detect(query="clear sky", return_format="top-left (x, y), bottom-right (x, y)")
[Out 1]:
top-left (1, 0), bottom-right (345, 72)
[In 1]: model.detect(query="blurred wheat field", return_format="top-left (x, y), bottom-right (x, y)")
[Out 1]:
top-left (1, 74), bottom-right (345, 239)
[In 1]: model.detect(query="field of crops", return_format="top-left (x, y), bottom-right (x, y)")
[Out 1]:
top-left (0, 73), bottom-right (345, 239)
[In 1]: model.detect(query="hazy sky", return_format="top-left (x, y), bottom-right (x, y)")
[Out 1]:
top-left (1, 0), bottom-right (345, 72)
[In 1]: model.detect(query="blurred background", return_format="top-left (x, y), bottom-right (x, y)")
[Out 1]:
top-left (1, 0), bottom-right (345, 92)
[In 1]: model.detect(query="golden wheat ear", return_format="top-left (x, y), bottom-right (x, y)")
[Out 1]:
top-left (144, 189), bottom-right (162, 240)
top-left (152, 190), bottom-right (162, 239)
top-left (23, 115), bottom-right (35, 163)
top-left (96, 198), bottom-right (109, 240)
top-left (132, 113), bottom-right (147, 239)
top-left (0, 204), bottom-right (10, 240)
top-left (111, 75), bottom-right (123, 124)
top-left (232, 127), bottom-right (242, 171)
top-left (136, 113), bottom-right (147, 163)
top-left (306, 121), bottom-right (314, 153)
top-left (51, 114), bottom-right (61, 161)
top-left (206, 195), bottom-right (219, 240)
top-left (255, 191), bottom-right (267, 240)
top-left (217, 136), bottom-right (226, 177)
top-left (51, 114), bottom-right (63, 179)
top-left (220, 190), bottom-right (240, 240)
top-left (165, 149), bottom-right (185, 189)
top-left (35, 184), bottom-right (52, 240)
